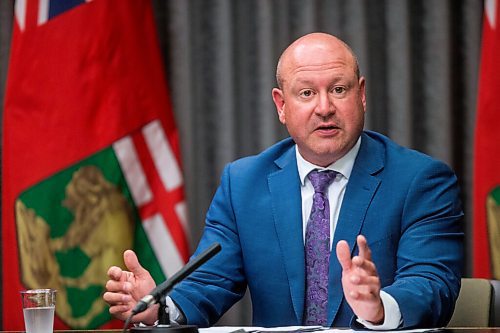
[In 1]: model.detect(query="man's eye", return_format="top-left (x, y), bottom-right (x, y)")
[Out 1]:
top-left (333, 87), bottom-right (346, 94)
top-left (300, 90), bottom-right (313, 97)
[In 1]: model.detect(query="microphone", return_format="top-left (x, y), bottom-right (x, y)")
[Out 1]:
top-left (131, 242), bottom-right (222, 316)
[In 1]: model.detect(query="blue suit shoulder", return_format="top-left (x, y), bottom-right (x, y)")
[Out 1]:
top-left (225, 137), bottom-right (296, 176)
top-left (362, 130), bottom-right (458, 176)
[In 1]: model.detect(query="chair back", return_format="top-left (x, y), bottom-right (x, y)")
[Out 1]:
top-left (448, 278), bottom-right (492, 327)
top-left (490, 279), bottom-right (500, 327)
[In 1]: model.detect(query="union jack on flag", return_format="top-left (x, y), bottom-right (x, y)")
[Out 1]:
top-left (15, 0), bottom-right (94, 31)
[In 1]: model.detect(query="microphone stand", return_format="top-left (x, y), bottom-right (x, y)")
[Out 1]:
top-left (127, 243), bottom-right (221, 333)
top-left (129, 295), bottom-right (198, 333)
top-left (150, 296), bottom-right (198, 333)
top-left (157, 296), bottom-right (169, 325)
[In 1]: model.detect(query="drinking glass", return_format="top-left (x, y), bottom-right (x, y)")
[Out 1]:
top-left (20, 289), bottom-right (56, 333)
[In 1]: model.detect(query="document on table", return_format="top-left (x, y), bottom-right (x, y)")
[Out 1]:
top-left (200, 326), bottom-right (443, 333)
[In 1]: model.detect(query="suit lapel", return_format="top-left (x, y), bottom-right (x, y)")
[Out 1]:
top-left (268, 146), bottom-right (305, 324)
top-left (327, 133), bottom-right (384, 325)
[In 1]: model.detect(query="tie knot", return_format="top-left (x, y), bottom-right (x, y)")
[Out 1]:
top-left (307, 170), bottom-right (337, 194)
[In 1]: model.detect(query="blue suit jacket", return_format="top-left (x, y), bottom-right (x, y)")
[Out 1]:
top-left (170, 131), bottom-right (463, 328)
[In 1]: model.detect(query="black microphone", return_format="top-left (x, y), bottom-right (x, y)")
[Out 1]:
top-left (131, 242), bottom-right (222, 316)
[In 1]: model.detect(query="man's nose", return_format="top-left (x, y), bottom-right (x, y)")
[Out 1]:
top-left (315, 93), bottom-right (334, 116)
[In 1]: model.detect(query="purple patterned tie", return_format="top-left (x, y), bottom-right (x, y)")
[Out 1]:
top-left (304, 170), bottom-right (337, 326)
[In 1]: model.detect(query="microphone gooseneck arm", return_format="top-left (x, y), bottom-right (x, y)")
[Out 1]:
top-left (131, 242), bottom-right (222, 316)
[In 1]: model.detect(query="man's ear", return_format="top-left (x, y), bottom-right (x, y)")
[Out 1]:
top-left (359, 77), bottom-right (367, 113)
top-left (272, 88), bottom-right (286, 124)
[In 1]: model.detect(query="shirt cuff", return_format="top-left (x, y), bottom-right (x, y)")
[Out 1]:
top-left (355, 290), bottom-right (402, 330)
top-left (166, 296), bottom-right (183, 324)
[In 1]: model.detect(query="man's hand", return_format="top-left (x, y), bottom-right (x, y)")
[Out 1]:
top-left (336, 235), bottom-right (384, 324)
top-left (103, 250), bottom-right (158, 325)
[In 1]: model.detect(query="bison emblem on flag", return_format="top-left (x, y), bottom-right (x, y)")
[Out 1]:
top-left (14, 120), bottom-right (188, 329)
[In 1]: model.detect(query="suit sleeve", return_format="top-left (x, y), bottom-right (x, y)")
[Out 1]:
top-left (169, 163), bottom-right (247, 327)
top-left (383, 159), bottom-right (464, 328)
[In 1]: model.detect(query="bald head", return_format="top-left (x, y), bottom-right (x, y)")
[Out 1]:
top-left (276, 33), bottom-right (360, 89)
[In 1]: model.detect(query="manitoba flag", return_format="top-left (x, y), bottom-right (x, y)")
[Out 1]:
top-left (473, 0), bottom-right (500, 279)
top-left (2, 0), bottom-right (189, 330)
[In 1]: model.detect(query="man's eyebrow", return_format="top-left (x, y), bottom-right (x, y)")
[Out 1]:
top-left (293, 78), bottom-right (315, 86)
top-left (293, 76), bottom-right (348, 86)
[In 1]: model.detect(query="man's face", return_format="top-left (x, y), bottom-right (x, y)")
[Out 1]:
top-left (272, 40), bottom-right (366, 167)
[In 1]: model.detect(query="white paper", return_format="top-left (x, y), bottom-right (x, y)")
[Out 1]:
top-left (200, 326), bottom-right (441, 333)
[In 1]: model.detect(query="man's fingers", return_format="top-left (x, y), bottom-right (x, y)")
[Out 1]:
top-left (105, 279), bottom-right (133, 293)
top-left (349, 274), bottom-right (380, 287)
top-left (103, 291), bottom-right (132, 305)
top-left (336, 240), bottom-right (352, 270)
top-left (351, 255), bottom-right (377, 273)
top-left (123, 250), bottom-right (148, 278)
top-left (356, 235), bottom-right (372, 261)
top-left (346, 275), bottom-right (380, 298)
top-left (347, 288), bottom-right (380, 301)
top-left (108, 304), bottom-right (132, 320)
top-left (107, 266), bottom-right (124, 281)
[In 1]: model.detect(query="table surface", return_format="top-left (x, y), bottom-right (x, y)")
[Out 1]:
top-left (1, 328), bottom-right (500, 333)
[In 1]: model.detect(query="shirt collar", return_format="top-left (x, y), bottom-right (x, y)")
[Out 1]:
top-left (296, 136), bottom-right (362, 186)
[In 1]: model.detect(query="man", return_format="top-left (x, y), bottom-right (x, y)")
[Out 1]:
top-left (103, 32), bottom-right (463, 329)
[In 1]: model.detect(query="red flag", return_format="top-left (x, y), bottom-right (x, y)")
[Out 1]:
top-left (2, 0), bottom-right (189, 329)
top-left (473, 0), bottom-right (500, 278)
